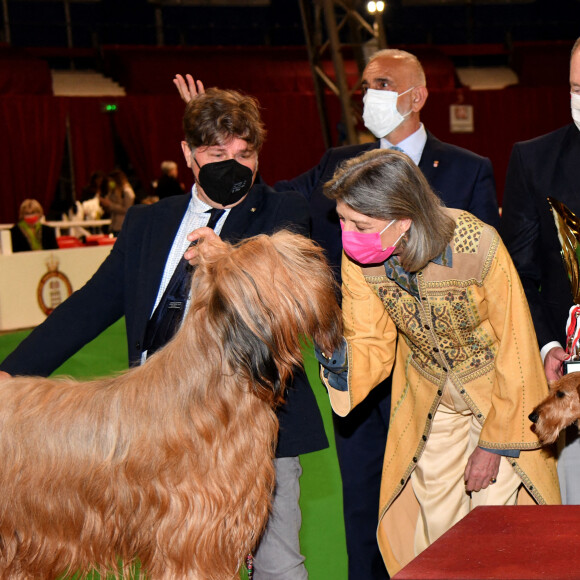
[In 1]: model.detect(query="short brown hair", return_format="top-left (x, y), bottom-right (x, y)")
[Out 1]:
top-left (324, 149), bottom-right (455, 272)
top-left (183, 88), bottom-right (266, 153)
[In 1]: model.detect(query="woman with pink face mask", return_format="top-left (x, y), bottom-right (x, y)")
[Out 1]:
top-left (10, 199), bottom-right (58, 252)
top-left (317, 149), bottom-right (560, 576)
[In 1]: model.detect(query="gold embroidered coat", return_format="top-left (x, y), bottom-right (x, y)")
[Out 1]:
top-left (325, 209), bottom-right (560, 575)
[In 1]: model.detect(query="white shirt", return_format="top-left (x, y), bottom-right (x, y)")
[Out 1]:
top-left (141, 186), bottom-right (230, 362)
top-left (151, 185), bottom-right (229, 313)
top-left (380, 123), bottom-right (427, 166)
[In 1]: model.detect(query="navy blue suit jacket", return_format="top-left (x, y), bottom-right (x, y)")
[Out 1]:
top-left (501, 123), bottom-right (580, 348)
top-left (276, 131), bottom-right (499, 277)
top-left (0, 184), bottom-right (328, 457)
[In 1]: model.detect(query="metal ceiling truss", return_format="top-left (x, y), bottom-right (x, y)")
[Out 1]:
top-left (298, 0), bottom-right (387, 147)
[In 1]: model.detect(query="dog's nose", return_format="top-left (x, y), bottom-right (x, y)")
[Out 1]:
top-left (529, 411), bottom-right (539, 423)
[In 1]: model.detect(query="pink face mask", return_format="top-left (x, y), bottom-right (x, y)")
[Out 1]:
top-left (341, 219), bottom-right (403, 265)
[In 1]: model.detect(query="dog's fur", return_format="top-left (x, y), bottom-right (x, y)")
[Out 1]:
top-left (0, 231), bottom-right (343, 580)
top-left (529, 372), bottom-right (580, 445)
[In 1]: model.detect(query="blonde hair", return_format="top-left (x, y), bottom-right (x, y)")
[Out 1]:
top-left (19, 199), bottom-right (43, 220)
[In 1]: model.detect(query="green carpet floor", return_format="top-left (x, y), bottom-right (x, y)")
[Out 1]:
top-left (0, 320), bottom-right (348, 579)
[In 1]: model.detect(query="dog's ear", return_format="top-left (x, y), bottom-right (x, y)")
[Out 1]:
top-left (208, 289), bottom-right (282, 406)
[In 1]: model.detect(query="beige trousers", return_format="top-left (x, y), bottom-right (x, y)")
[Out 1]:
top-left (411, 379), bottom-right (521, 556)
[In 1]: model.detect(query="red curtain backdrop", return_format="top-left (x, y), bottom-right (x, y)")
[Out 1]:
top-left (113, 95), bottom-right (188, 196)
top-left (0, 47), bottom-right (52, 95)
top-left (421, 86), bottom-right (572, 205)
top-left (0, 85), bottom-right (573, 223)
top-left (66, 98), bottom-right (116, 196)
top-left (0, 96), bottom-right (67, 223)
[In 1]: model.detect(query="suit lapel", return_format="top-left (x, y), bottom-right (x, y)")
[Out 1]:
top-left (551, 125), bottom-right (580, 211)
top-left (219, 185), bottom-right (265, 242)
top-left (137, 195), bottom-right (192, 330)
top-left (417, 132), bottom-right (443, 182)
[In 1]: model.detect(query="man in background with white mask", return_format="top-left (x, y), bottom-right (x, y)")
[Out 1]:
top-left (174, 50), bottom-right (499, 580)
top-left (275, 49), bottom-right (500, 283)
top-left (501, 36), bottom-right (580, 505)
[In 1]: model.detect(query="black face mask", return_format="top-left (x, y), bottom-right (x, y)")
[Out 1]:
top-left (195, 157), bottom-right (254, 206)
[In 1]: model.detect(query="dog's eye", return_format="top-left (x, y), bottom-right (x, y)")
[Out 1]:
top-left (556, 391), bottom-right (566, 399)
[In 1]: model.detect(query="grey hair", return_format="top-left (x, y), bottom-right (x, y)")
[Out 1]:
top-left (161, 160), bottom-right (177, 175)
top-left (324, 149), bottom-right (455, 272)
top-left (367, 49), bottom-right (427, 87)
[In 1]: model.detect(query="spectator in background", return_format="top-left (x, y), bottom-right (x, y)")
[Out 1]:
top-left (153, 160), bottom-right (185, 200)
top-left (100, 169), bottom-right (136, 236)
top-left (81, 171), bottom-right (107, 202)
top-left (10, 199), bottom-right (58, 252)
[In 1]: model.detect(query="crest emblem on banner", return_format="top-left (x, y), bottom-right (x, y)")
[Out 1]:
top-left (37, 254), bottom-right (73, 316)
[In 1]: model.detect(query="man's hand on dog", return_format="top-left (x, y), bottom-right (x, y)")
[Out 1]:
top-left (464, 447), bottom-right (501, 493)
top-left (184, 227), bottom-right (226, 265)
top-left (544, 345), bottom-right (568, 382)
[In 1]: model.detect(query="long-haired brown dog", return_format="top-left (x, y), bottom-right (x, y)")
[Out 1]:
top-left (529, 372), bottom-right (580, 444)
top-left (0, 231), bottom-right (342, 580)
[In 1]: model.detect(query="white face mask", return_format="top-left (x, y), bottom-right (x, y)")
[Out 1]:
top-left (363, 87), bottom-right (414, 139)
top-left (571, 92), bottom-right (580, 131)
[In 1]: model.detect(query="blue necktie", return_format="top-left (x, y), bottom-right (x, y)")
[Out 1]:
top-left (142, 208), bottom-right (225, 356)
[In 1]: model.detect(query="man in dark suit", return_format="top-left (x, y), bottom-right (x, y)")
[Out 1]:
top-left (0, 89), bottom-right (326, 580)
top-left (277, 49), bottom-right (500, 580)
top-left (501, 37), bottom-right (580, 504)
top-left (174, 51), bottom-right (500, 579)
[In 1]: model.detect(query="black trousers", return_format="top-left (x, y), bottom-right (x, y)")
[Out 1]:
top-left (333, 378), bottom-right (392, 580)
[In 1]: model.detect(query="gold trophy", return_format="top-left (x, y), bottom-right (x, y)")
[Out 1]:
top-left (548, 197), bottom-right (580, 361)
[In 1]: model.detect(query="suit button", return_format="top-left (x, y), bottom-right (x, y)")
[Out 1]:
top-left (400, 479), bottom-right (405, 485)
top-left (136, 342), bottom-right (141, 350)
top-left (437, 389), bottom-right (442, 396)
top-left (427, 413), bottom-right (432, 420)
top-left (413, 457), bottom-right (418, 463)
top-left (422, 435), bottom-right (427, 441)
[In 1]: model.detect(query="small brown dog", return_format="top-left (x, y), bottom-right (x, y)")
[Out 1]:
top-left (0, 231), bottom-right (343, 580)
top-left (529, 372), bottom-right (580, 444)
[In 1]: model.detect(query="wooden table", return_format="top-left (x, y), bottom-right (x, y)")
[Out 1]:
top-left (393, 506), bottom-right (580, 580)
